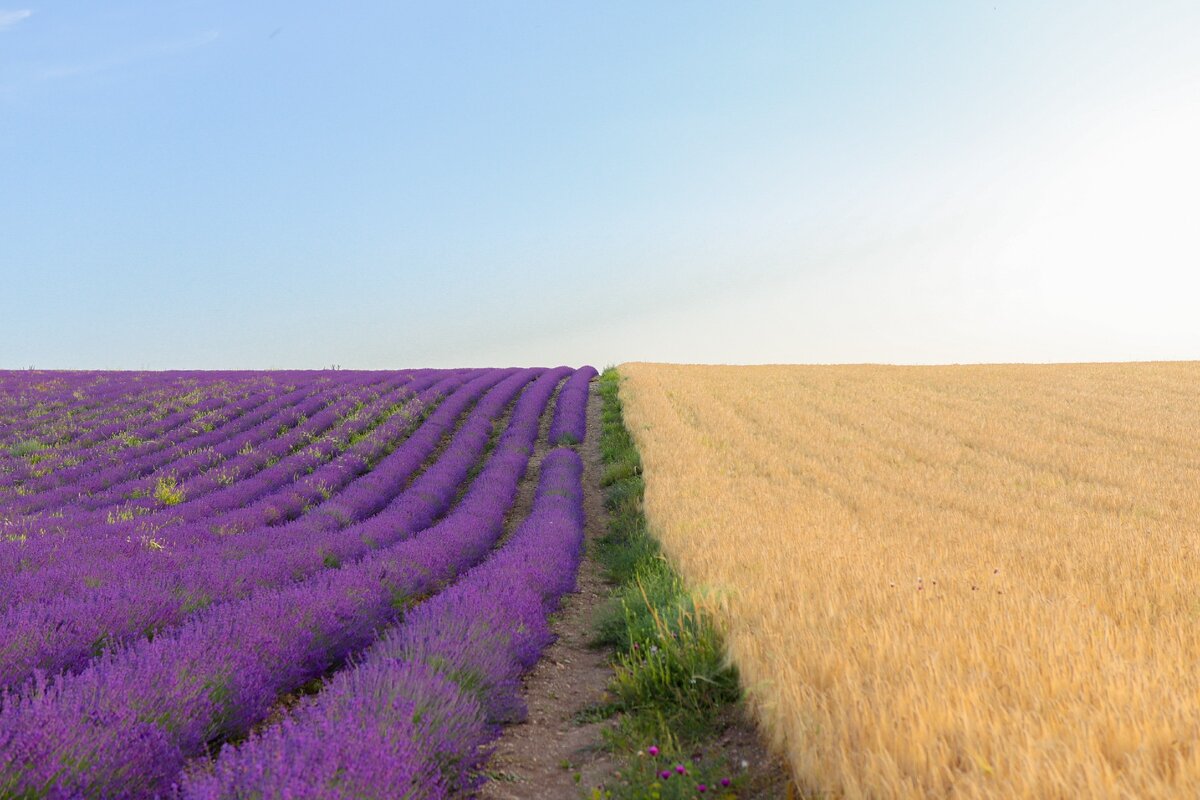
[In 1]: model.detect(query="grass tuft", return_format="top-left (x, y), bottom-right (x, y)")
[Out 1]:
top-left (153, 475), bottom-right (186, 506)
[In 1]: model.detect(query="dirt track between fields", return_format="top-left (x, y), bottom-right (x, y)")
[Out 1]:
top-left (478, 382), bottom-right (616, 799)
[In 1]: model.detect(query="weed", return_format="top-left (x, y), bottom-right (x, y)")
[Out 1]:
top-left (8, 439), bottom-right (45, 459)
top-left (153, 476), bottom-right (185, 506)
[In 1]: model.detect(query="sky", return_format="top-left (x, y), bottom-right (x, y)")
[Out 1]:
top-left (1, 2), bottom-right (1198, 369)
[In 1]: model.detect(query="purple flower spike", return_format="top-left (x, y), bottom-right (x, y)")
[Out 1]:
top-left (676, 763), bottom-right (687, 775)
top-left (647, 745), bottom-right (659, 756)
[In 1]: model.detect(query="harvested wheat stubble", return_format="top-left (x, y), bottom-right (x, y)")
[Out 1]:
top-left (618, 361), bottom-right (1200, 799)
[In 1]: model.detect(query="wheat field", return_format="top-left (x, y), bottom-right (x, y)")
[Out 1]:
top-left (617, 362), bottom-right (1200, 799)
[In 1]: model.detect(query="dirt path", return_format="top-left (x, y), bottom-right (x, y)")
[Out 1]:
top-left (478, 382), bottom-right (616, 799)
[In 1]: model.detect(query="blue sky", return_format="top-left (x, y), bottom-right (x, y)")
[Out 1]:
top-left (2, 2), bottom-right (1198, 369)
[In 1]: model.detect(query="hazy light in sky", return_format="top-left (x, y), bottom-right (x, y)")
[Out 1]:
top-left (1, 2), bottom-right (1197, 368)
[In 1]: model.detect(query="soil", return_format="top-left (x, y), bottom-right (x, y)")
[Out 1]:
top-left (496, 374), bottom-right (568, 543)
top-left (476, 381), bottom-right (794, 800)
top-left (477, 383), bottom-right (618, 799)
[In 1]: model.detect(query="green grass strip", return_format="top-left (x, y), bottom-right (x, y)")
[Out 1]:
top-left (588, 368), bottom-right (748, 800)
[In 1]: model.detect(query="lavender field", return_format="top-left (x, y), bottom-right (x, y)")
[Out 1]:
top-left (0, 367), bottom-right (596, 799)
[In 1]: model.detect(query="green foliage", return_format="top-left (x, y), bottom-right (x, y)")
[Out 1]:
top-left (591, 368), bottom-right (747, 798)
top-left (106, 507), bottom-right (135, 524)
top-left (593, 559), bottom-right (680, 648)
top-left (153, 476), bottom-right (185, 506)
top-left (610, 593), bottom-right (740, 724)
top-left (215, 468), bottom-right (239, 487)
top-left (180, 592), bottom-right (213, 614)
top-left (177, 389), bottom-right (205, 408)
top-left (602, 460), bottom-right (641, 488)
top-left (590, 735), bottom-right (743, 799)
top-left (8, 439), bottom-right (46, 459)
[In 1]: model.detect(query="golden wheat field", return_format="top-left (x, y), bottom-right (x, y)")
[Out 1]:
top-left (617, 361), bottom-right (1200, 799)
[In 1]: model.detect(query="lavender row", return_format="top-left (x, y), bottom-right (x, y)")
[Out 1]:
top-left (0, 372), bottom-right (465, 595)
top-left (179, 447), bottom-right (587, 800)
top-left (2, 372), bottom-right (449, 553)
top-left (0, 367), bottom-right (569, 799)
top-left (0, 382), bottom-right (242, 493)
top-left (549, 364), bottom-right (598, 445)
top-left (140, 374), bottom-right (442, 530)
top-left (0, 372), bottom-right (396, 494)
top-left (0, 369), bottom-right (534, 685)
top-left (7, 381), bottom-right (311, 513)
top-left (0, 373), bottom-right (112, 431)
top-left (0, 373), bottom-right (362, 471)
top-left (0, 377), bottom-right (384, 561)
top-left (0, 378), bottom-right (416, 578)
top-left (0, 375), bottom-right (441, 609)
top-left (145, 372), bottom-right (465, 539)
top-left (66, 376), bottom-right (392, 515)
top-left (59, 372), bottom-right (413, 520)
top-left (0, 377), bottom-right (151, 449)
top-left (0, 372), bottom-right (318, 452)
top-left (5, 372), bottom-right (392, 509)
top-left (0, 376), bottom-right (287, 495)
top-left (0, 373), bottom-right (231, 450)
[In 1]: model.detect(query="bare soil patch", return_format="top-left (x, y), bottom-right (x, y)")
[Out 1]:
top-left (479, 380), bottom-right (791, 799)
top-left (478, 384), bottom-right (617, 799)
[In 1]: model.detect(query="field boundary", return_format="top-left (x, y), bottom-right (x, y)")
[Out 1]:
top-left (587, 367), bottom-right (789, 799)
